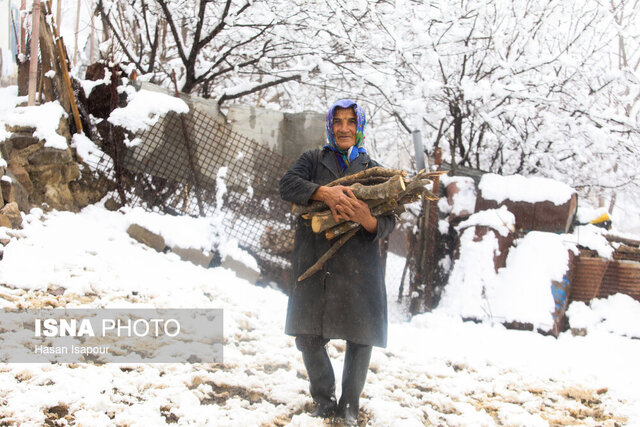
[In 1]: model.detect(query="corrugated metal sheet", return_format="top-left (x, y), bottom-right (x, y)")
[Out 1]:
top-left (599, 260), bottom-right (640, 301)
top-left (569, 255), bottom-right (609, 302)
top-left (570, 251), bottom-right (640, 303)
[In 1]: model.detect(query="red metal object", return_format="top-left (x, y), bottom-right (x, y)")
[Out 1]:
top-left (472, 226), bottom-right (514, 272)
top-left (475, 191), bottom-right (578, 234)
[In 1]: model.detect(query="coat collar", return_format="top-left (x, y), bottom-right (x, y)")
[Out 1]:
top-left (320, 147), bottom-right (370, 179)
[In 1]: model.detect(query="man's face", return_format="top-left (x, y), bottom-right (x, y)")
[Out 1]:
top-left (332, 107), bottom-right (357, 150)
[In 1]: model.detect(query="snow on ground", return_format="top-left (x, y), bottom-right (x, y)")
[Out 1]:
top-left (1, 205), bottom-right (639, 426)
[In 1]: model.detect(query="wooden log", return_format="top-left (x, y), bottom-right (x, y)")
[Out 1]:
top-left (411, 169), bottom-right (449, 181)
top-left (291, 169), bottom-right (445, 216)
top-left (293, 174), bottom-right (406, 216)
top-left (422, 188), bottom-right (439, 201)
top-left (311, 198), bottom-right (388, 233)
top-left (400, 178), bottom-right (431, 197)
top-left (324, 220), bottom-right (359, 241)
top-left (354, 176), bottom-right (392, 185)
top-left (350, 174), bottom-right (406, 200)
top-left (306, 177), bottom-right (436, 229)
top-left (298, 228), bottom-right (360, 282)
top-left (397, 193), bottom-right (421, 206)
top-left (324, 200), bottom-right (399, 240)
top-left (311, 210), bottom-right (343, 233)
top-left (293, 200), bottom-right (327, 216)
top-left (388, 205), bottom-right (406, 216)
top-left (326, 167), bottom-right (406, 187)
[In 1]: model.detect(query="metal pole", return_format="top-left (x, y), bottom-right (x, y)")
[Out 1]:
top-left (412, 129), bottom-right (425, 172)
top-left (27, 0), bottom-right (41, 106)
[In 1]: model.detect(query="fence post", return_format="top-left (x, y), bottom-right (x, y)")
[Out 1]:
top-left (408, 147), bottom-right (442, 315)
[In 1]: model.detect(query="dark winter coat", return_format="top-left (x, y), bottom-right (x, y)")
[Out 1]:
top-left (279, 147), bottom-right (396, 348)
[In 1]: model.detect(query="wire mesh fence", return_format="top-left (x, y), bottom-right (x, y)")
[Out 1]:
top-left (92, 106), bottom-right (296, 286)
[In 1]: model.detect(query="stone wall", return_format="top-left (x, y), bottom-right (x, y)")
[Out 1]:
top-left (0, 120), bottom-right (112, 232)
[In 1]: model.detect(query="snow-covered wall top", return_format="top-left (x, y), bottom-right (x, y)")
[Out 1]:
top-left (108, 89), bottom-right (189, 134)
top-left (479, 173), bottom-right (575, 205)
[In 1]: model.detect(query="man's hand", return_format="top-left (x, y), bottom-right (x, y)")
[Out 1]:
top-left (335, 192), bottom-right (378, 234)
top-left (311, 185), bottom-right (355, 223)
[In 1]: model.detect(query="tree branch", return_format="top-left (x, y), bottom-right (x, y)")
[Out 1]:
top-left (217, 74), bottom-right (301, 105)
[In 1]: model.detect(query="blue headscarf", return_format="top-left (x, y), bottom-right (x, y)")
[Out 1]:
top-left (324, 99), bottom-right (367, 171)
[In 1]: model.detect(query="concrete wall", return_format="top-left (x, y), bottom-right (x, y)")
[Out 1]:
top-left (227, 105), bottom-right (326, 162)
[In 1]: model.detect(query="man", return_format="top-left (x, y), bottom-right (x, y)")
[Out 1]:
top-left (279, 99), bottom-right (396, 425)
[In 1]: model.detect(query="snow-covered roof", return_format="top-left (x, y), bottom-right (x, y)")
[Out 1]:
top-left (479, 173), bottom-right (575, 205)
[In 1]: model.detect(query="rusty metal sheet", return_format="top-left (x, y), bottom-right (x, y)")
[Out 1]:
top-left (475, 191), bottom-right (577, 234)
top-left (569, 255), bottom-right (609, 303)
top-left (472, 226), bottom-right (514, 272)
top-left (598, 260), bottom-right (640, 302)
top-left (569, 251), bottom-right (640, 303)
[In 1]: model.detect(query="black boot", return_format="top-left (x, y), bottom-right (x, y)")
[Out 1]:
top-left (335, 341), bottom-right (372, 426)
top-left (296, 335), bottom-right (337, 418)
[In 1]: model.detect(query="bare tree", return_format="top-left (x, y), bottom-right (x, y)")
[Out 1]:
top-left (96, 0), bottom-right (306, 103)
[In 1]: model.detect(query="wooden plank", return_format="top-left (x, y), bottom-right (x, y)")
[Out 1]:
top-left (38, 15), bottom-right (55, 103)
top-left (38, 3), bottom-right (70, 111)
top-left (56, 35), bottom-right (84, 133)
top-left (38, 3), bottom-right (71, 139)
top-left (27, 0), bottom-right (42, 106)
top-left (44, 1), bottom-right (83, 134)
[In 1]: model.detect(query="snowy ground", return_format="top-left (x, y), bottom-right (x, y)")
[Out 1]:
top-left (1, 205), bottom-right (639, 426)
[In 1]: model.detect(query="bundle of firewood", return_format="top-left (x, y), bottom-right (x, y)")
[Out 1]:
top-left (293, 167), bottom-right (447, 281)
